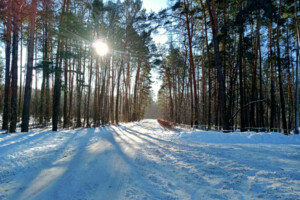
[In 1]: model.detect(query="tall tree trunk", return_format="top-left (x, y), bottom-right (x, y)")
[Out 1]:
top-left (166, 66), bottom-right (174, 121)
top-left (238, 30), bottom-right (246, 132)
top-left (269, 20), bottom-right (276, 130)
top-left (276, 0), bottom-right (287, 133)
top-left (10, 0), bottom-right (22, 133)
top-left (3, 0), bottom-right (12, 130)
top-left (44, 15), bottom-right (50, 126)
top-left (257, 17), bottom-right (265, 128)
top-left (93, 58), bottom-right (99, 125)
top-left (110, 59), bottom-right (115, 123)
top-left (52, 0), bottom-right (67, 131)
top-left (294, 0), bottom-right (300, 133)
top-left (125, 56), bottom-right (130, 122)
top-left (207, 0), bottom-right (229, 131)
top-left (86, 56), bottom-right (93, 127)
top-left (69, 58), bottom-right (74, 124)
top-left (133, 58), bottom-right (141, 121)
top-left (76, 48), bottom-right (82, 127)
top-left (201, 0), bottom-right (212, 128)
top-left (63, 42), bottom-right (69, 128)
top-left (250, 24), bottom-right (257, 128)
top-left (115, 61), bottom-right (122, 124)
top-left (201, 46), bottom-right (206, 125)
top-left (286, 28), bottom-right (293, 130)
top-left (296, 39), bottom-right (299, 133)
top-left (187, 48), bottom-right (194, 126)
top-left (221, 0), bottom-right (227, 84)
top-left (184, 0), bottom-right (199, 124)
top-left (21, 0), bottom-right (37, 132)
top-left (18, 26), bottom-right (23, 122)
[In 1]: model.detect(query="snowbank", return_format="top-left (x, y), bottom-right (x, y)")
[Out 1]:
top-left (175, 129), bottom-right (300, 144)
top-left (0, 119), bottom-right (300, 199)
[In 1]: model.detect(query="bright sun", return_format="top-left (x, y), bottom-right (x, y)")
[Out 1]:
top-left (92, 39), bottom-right (109, 56)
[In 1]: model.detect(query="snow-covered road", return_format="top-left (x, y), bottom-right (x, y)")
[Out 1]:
top-left (0, 119), bottom-right (300, 200)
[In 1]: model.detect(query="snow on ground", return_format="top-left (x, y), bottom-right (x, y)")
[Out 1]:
top-left (0, 119), bottom-right (300, 200)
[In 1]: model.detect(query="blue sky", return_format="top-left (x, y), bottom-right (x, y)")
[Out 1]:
top-left (142, 0), bottom-right (168, 12)
top-left (142, 0), bottom-right (168, 100)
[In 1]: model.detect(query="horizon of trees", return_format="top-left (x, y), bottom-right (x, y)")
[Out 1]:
top-left (156, 0), bottom-right (299, 134)
top-left (0, 0), bottom-right (299, 134)
top-left (0, 0), bottom-right (156, 132)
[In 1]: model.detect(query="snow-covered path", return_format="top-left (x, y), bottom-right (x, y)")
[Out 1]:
top-left (0, 120), bottom-right (300, 200)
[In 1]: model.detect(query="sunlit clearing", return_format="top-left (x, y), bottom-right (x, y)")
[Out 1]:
top-left (52, 153), bottom-right (74, 165)
top-left (92, 39), bottom-right (109, 56)
top-left (87, 140), bottom-right (113, 154)
top-left (20, 167), bottom-right (66, 200)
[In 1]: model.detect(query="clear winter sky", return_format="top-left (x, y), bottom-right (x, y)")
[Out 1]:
top-left (142, 0), bottom-right (168, 101)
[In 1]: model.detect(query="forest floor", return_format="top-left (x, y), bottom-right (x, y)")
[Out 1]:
top-left (0, 119), bottom-right (300, 200)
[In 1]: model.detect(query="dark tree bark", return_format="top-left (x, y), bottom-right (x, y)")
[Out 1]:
top-left (115, 61), bottom-right (122, 124)
top-left (110, 60), bottom-right (115, 123)
top-left (201, 0), bottom-right (212, 128)
top-left (238, 30), bottom-right (246, 132)
top-left (166, 65), bottom-right (174, 121)
top-left (207, 0), bottom-right (230, 131)
top-left (21, 0), bottom-right (37, 132)
top-left (250, 24), bottom-right (257, 128)
top-left (86, 56), bottom-right (93, 127)
top-left (257, 15), bottom-right (265, 128)
top-left (269, 21), bottom-right (276, 129)
top-left (125, 56), bottom-right (130, 122)
top-left (39, 68), bottom-right (45, 124)
top-left (133, 58), bottom-right (141, 121)
top-left (3, 0), bottom-right (12, 130)
top-left (294, 0), bottom-right (300, 134)
top-left (276, 0), bottom-right (287, 133)
top-left (18, 26), bottom-right (23, 122)
top-left (76, 48), bottom-right (82, 127)
top-left (10, 0), bottom-right (23, 133)
top-left (63, 42), bottom-right (69, 128)
top-left (44, 11), bottom-right (50, 126)
top-left (52, 0), bottom-right (67, 131)
top-left (184, 0), bottom-right (199, 124)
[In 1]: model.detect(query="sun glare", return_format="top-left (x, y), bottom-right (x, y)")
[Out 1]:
top-left (92, 39), bottom-right (109, 56)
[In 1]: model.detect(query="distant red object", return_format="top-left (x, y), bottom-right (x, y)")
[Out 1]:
top-left (157, 119), bottom-right (174, 130)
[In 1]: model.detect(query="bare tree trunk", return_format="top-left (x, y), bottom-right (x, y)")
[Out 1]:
top-left (86, 56), bottom-right (93, 127)
top-left (238, 30), bottom-right (246, 131)
top-left (133, 58), bottom-right (141, 121)
top-left (53, 0), bottom-right (67, 131)
top-left (10, 0), bottom-right (22, 133)
top-left (295, 0), bottom-right (300, 133)
top-left (250, 24), bottom-right (257, 128)
top-left (3, 0), bottom-right (12, 130)
top-left (18, 25), bottom-right (23, 122)
top-left (76, 48), bottom-right (82, 127)
top-left (257, 15), bottom-right (265, 128)
top-left (21, 0), bottom-right (37, 132)
top-left (93, 58), bottom-right (99, 125)
top-left (63, 41), bottom-right (69, 128)
top-left (184, 0), bottom-right (199, 124)
top-left (115, 61), bottom-right (122, 124)
top-left (69, 59), bottom-right (74, 124)
top-left (110, 59), bottom-right (115, 123)
top-left (276, 0), bottom-right (287, 133)
top-left (201, 0), bottom-right (212, 128)
top-left (125, 56), bottom-right (130, 121)
top-left (44, 14), bottom-right (50, 126)
top-left (166, 66), bottom-right (174, 121)
top-left (207, 0), bottom-right (230, 131)
top-left (269, 21), bottom-right (276, 130)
